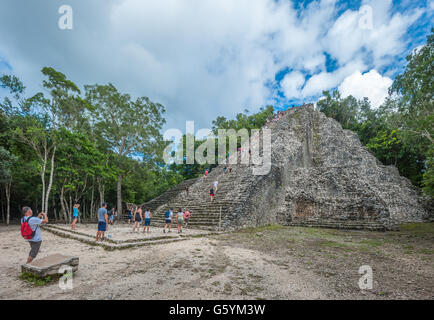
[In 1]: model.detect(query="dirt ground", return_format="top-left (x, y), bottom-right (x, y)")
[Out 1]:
top-left (0, 223), bottom-right (433, 300)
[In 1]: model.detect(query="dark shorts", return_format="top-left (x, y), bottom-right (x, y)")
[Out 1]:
top-left (185, 218), bottom-right (189, 223)
top-left (28, 241), bottom-right (42, 258)
top-left (144, 218), bottom-right (151, 226)
top-left (165, 219), bottom-right (172, 224)
top-left (98, 221), bottom-right (107, 231)
top-left (135, 218), bottom-right (142, 223)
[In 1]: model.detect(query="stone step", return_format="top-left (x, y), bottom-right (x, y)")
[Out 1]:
top-left (42, 225), bottom-right (211, 249)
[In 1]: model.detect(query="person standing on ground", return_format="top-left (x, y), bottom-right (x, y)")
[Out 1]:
top-left (176, 208), bottom-right (184, 233)
top-left (204, 169), bottom-right (208, 180)
top-left (71, 203), bottom-right (80, 230)
top-left (185, 186), bottom-right (189, 197)
top-left (108, 207), bottom-right (115, 225)
top-left (210, 187), bottom-right (215, 203)
top-left (184, 209), bottom-right (191, 229)
top-left (163, 208), bottom-right (173, 233)
top-left (133, 206), bottom-right (142, 233)
top-left (112, 209), bottom-right (118, 225)
top-left (143, 208), bottom-right (152, 233)
top-left (96, 203), bottom-right (108, 241)
top-left (21, 207), bottom-right (48, 264)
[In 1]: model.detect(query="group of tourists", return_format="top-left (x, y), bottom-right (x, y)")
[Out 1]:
top-left (126, 205), bottom-right (191, 234)
top-left (163, 208), bottom-right (191, 233)
top-left (130, 206), bottom-right (152, 233)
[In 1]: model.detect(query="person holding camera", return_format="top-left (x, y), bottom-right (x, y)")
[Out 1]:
top-left (21, 206), bottom-right (48, 264)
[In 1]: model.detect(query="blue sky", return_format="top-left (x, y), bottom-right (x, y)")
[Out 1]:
top-left (0, 0), bottom-right (432, 129)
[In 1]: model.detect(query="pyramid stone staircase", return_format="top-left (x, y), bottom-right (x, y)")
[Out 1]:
top-left (139, 105), bottom-right (433, 231)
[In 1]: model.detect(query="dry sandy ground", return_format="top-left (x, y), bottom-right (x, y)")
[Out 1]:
top-left (0, 223), bottom-right (433, 300)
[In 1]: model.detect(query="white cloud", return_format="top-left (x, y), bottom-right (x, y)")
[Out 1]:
top-left (0, 0), bottom-right (428, 130)
top-left (338, 69), bottom-right (393, 108)
top-left (281, 71), bottom-right (305, 99)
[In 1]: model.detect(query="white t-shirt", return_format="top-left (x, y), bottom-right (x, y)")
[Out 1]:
top-left (214, 181), bottom-right (218, 187)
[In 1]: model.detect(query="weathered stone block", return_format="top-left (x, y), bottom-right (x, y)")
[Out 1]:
top-left (21, 254), bottom-right (79, 278)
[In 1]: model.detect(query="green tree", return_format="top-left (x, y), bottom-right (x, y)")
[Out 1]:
top-left (85, 83), bottom-right (166, 215)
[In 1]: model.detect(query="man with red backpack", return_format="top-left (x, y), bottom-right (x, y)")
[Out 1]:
top-left (21, 206), bottom-right (48, 264)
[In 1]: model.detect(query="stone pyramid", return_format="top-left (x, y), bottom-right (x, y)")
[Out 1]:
top-left (147, 104), bottom-right (433, 231)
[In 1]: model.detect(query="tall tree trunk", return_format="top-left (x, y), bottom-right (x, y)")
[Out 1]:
top-left (44, 145), bottom-right (56, 216)
top-left (98, 177), bottom-right (105, 206)
top-left (68, 194), bottom-right (73, 224)
top-left (90, 184), bottom-right (95, 221)
top-left (117, 175), bottom-right (122, 218)
top-left (5, 181), bottom-right (11, 225)
top-left (52, 192), bottom-right (58, 222)
top-left (1, 188), bottom-right (5, 224)
top-left (41, 156), bottom-right (47, 213)
top-left (60, 185), bottom-right (68, 222)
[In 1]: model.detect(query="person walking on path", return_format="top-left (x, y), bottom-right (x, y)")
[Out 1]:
top-left (21, 207), bottom-right (48, 264)
top-left (163, 208), bottom-right (173, 233)
top-left (184, 209), bottom-right (191, 228)
top-left (176, 208), bottom-right (184, 233)
top-left (143, 208), bottom-right (152, 233)
top-left (213, 180), bottom-right (219, 193)
top-left (127, 208), bottom-right (132, 224)
top-left (204, 169), bottom-right (208, 180)
top-left (185, 186), bottom-right (189, 197)
top-left (96, 203), bottom-right (108, 241)
top-left (133, 206), bottom-right (142, 233)
top-left (71, 203), bottom-right (80, 230)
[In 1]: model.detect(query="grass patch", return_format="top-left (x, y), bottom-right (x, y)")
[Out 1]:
top-left (20, 272), bottom-right (57, 286)
top-left (418, 248), bottom-right (434, 255)
top-left (399, 223), bottom-right (434, 237)
top-left (239, 224), bottom-right (285, 234)
top-left (360, 239), bottom-right (383, 248)
top-left (317, 240), bottom-right (349, 249)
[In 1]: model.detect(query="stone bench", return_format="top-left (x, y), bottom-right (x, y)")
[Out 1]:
top-left (21, 254), bottom-right (79, 278)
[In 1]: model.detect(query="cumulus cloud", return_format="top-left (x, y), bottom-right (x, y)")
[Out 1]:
top-left (0, 0), bottom-right (428, 130)
top-left (281, 71), bottom-right (305, 99)
top-left (338, 69), bottom-right (393, 108)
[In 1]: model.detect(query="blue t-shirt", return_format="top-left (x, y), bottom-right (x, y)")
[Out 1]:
top-left (21, 216), bottom-right (43, 242)
top-left (164, 210), bottom-right (171, 219)
top-left (73, 207), bottom-right (79, 217)
top-left (98, 208), bottom-right (107, 222)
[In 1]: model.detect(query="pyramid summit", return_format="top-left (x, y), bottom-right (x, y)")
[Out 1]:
top-left (143, 104), bottom-right (433, 231)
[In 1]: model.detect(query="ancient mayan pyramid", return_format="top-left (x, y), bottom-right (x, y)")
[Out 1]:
top-left (146, 104), bottom-right (433, 231)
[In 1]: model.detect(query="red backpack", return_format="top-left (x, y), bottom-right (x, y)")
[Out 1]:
top-left (21, 217), bottom-right (36, 240)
